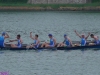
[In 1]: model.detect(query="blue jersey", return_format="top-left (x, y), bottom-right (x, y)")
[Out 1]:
top-left (0, 36), bottom-right (4, 47)
top-left (34, 40), bottom-right (39, 48)
top-left (81, 38), bottom-right (86, 46)
top-left (64, 39), bottom-right (70, 46)
top-left (17, 40), bottom-right (22, 48)
top-left (49, 39), bottom-right (54, 47)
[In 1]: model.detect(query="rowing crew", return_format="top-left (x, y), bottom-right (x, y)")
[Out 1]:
top-left (0, 32), bottom-right (23, 48)
top-left (0, 31), bottom-right (100, 48)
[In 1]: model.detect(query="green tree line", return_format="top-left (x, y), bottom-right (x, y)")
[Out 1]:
top-left (0, 0), bottom-right (27, 3)
top-left (0, 0), bottom-right (100, 3)
top-left (92, 0), bottom-right (100, 2)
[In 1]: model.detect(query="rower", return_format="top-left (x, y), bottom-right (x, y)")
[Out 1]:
top-left (10, 34), bottom-right (23, 48)
top-left (0, 32), bottom-right (9, 47)
top-left (90, 34), bottom-right (100, 45)
top-left (41, 34), bottom-right (56, 48)
top-left (26, 32), bottom-right (40, 48)
top-left (57, 34), bottom-right (73, 47)
top-left (74, 30), bottom-right (90, 46)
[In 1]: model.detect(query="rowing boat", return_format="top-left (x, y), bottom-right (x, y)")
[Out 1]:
top-left (0, 44), bottom-right (100, 50)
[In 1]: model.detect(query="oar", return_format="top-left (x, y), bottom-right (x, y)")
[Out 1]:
top-left (5, 40), bottom-right (16, 44)
top-left (5, 41), bottom-right (11, 44)
top-left (4, 40), bottom-right (15, 45)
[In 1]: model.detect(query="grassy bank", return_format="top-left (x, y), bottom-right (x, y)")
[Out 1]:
top-left (0, 2), bottom-right (100, 9)
top-left (0, 2), bottom-right (100, 11)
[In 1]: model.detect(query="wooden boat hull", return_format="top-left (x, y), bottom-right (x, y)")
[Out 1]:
top-left (0, 44), bottom-right (100, 50)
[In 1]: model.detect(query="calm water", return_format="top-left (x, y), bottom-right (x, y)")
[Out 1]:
top-left (0, 11), bottom-right (100, 75)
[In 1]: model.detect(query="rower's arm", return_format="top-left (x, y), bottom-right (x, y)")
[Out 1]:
top-left (68, 37), bottom-right (73, 46)
top-left (85, 32), bottom-right (90, 40)
top-left (20, 39), bottom-right (23, 44)
top-left (4, 33), bottom-right (9, 39)
top-left (37, 40), bottom-right (40, 45)
top-left (94, 36), bottom-right (98, 41)
top-left (30, 32), bottom-right (34, 40)
top-left (74, 30), bottom-right (81, 38)
top-left (54, 38), bottom-right (57, 46)
top-left (63, 40), bottom-right (65, 43)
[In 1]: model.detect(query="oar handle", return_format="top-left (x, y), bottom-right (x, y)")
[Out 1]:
top-left (5, 40), bottom-right (13, 44)
top-left (5, 42), bottom-right (10, 43)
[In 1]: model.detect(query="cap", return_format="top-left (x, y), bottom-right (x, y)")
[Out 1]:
top-left (64, 34), bottom-right (67, 37)
top-left (48, 34), bottom-right (52, 36)
top-left (2, 32), bottom-right (6, 36)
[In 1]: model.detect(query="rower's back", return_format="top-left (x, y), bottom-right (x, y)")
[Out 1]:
top-left (0, 36), bottom-right (4, 47)
top-left (50, 39), bottom-right (54, 46)
top-left (81, 38), bottom-right (86, 46)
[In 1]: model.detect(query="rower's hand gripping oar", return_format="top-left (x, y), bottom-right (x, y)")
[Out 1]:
top-left (5, 40), bottom-right (14, 44)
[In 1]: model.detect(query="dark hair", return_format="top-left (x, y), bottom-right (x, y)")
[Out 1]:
top-left (17, 34), bottom-right (21, 38)
top-left (35, 34), bottom-right (38, 37)
top-left (90, 34), bottom-right (94, 37)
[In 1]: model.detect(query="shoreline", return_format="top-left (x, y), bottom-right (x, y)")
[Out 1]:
top-left (0, 6), bottom-right (100, 11)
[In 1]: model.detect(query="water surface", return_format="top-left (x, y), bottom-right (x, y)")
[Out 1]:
top-left (0, 11), bottom-right (100, 75)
